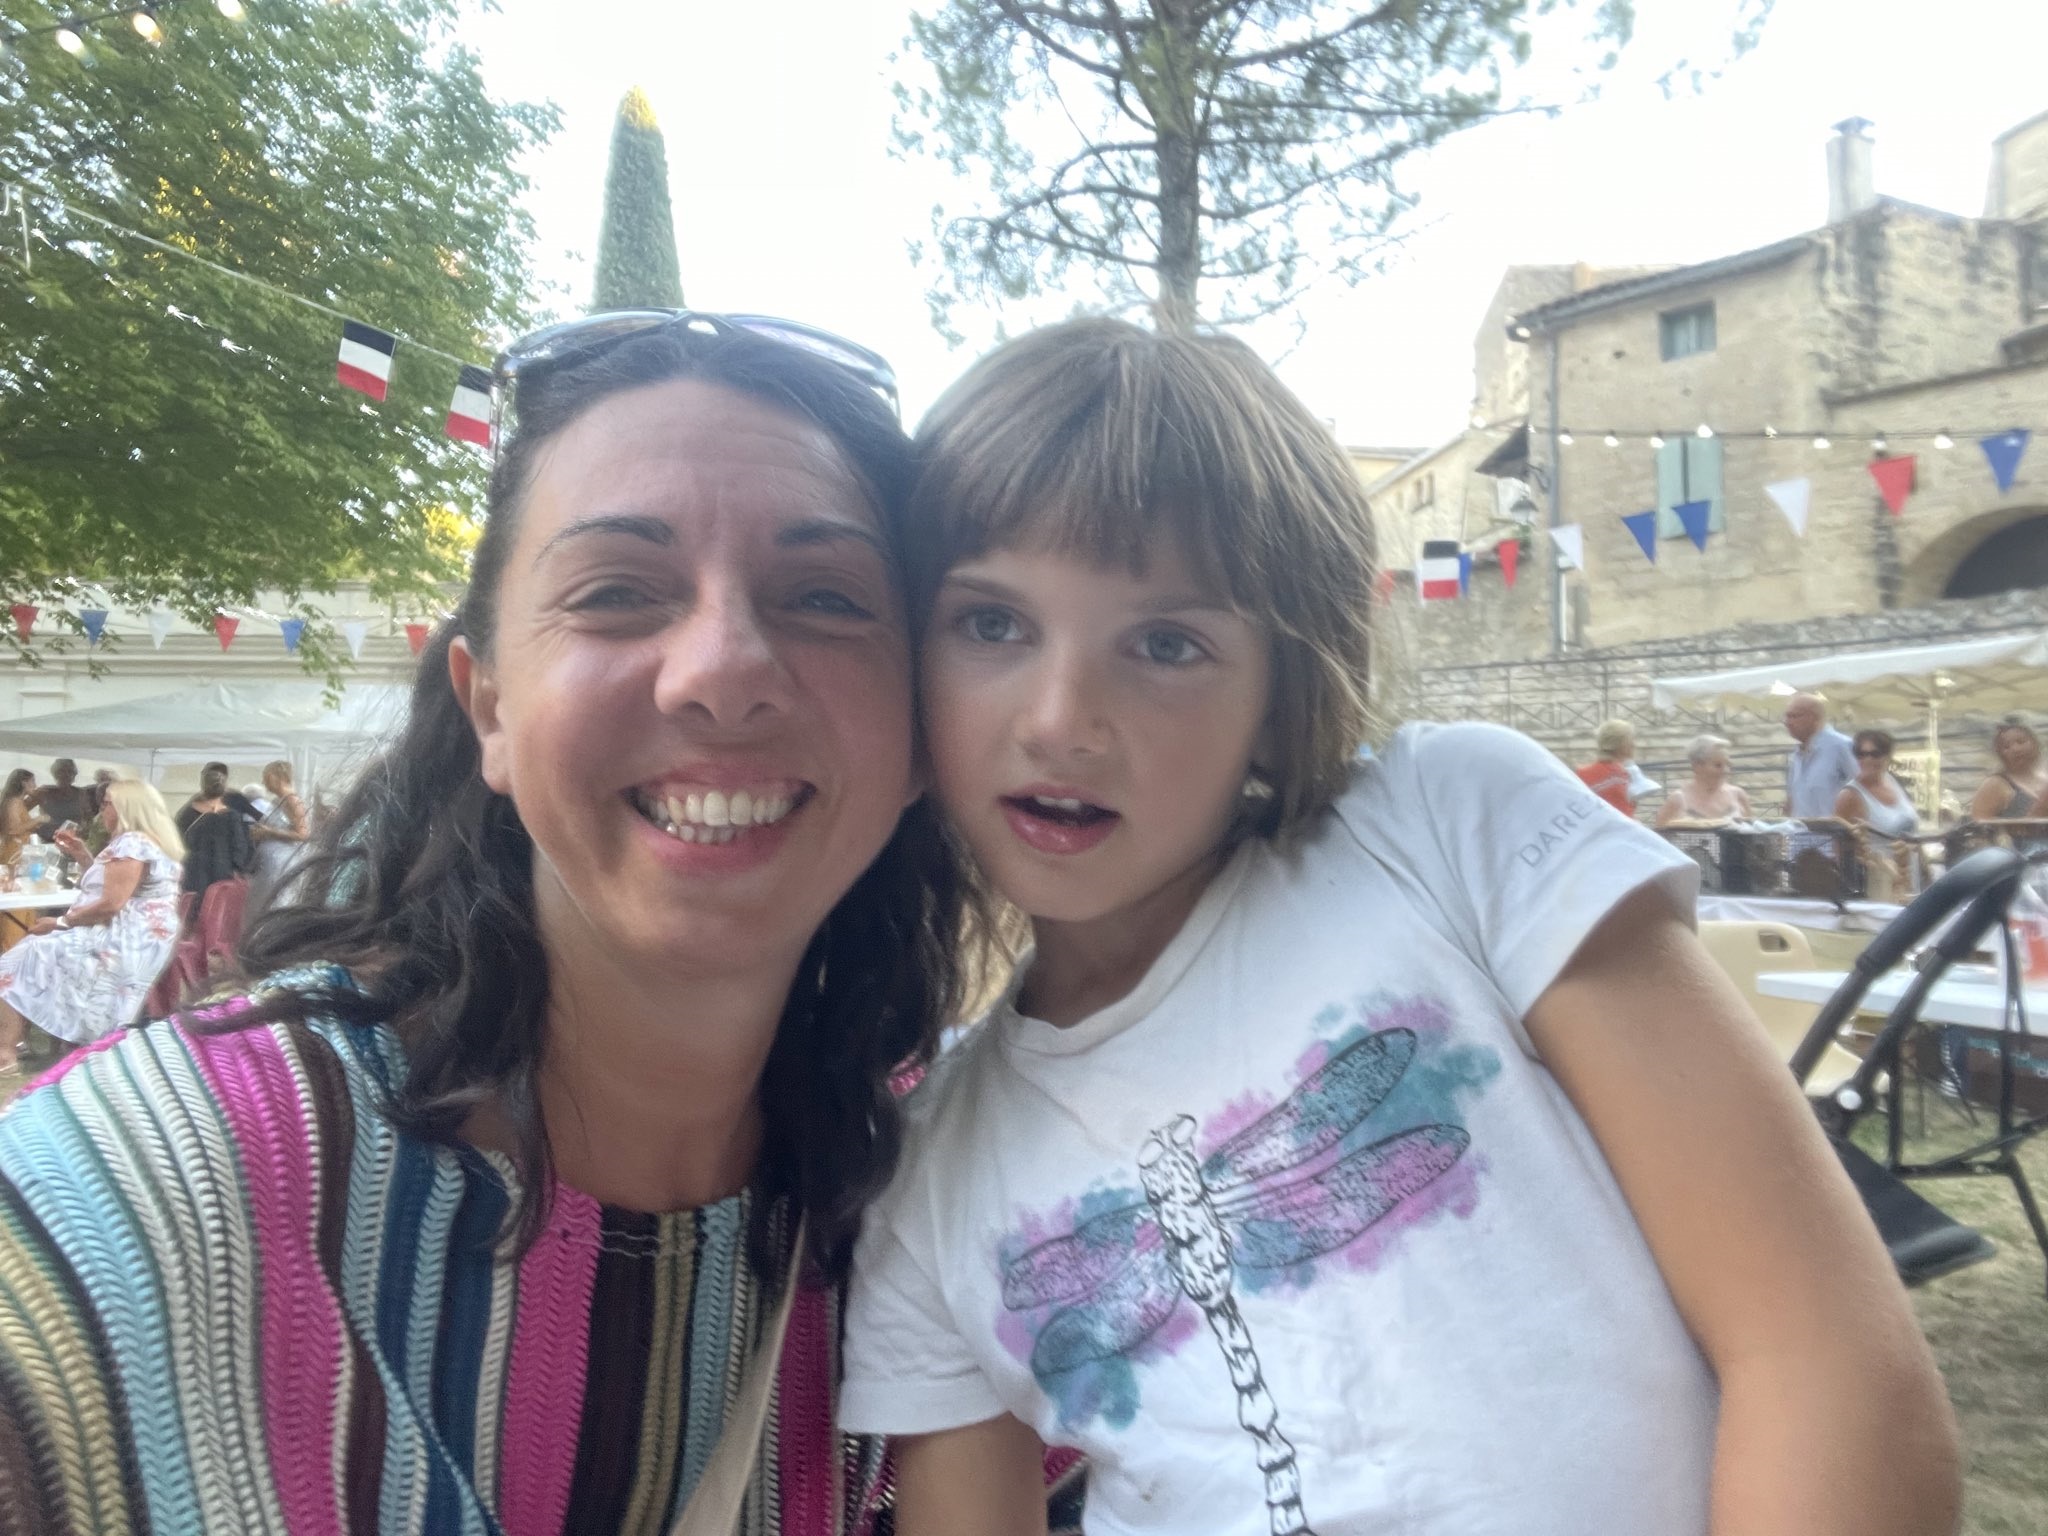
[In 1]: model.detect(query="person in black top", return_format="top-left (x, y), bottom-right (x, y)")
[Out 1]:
top-left (175, 764), bottom-right (254, 897)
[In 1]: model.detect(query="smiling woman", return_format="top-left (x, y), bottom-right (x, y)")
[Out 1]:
top-left (0, 317), bottom-right (974, 1533)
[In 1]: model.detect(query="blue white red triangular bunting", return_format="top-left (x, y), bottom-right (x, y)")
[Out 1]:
top-left (1674, 499), bottom-right (1713, 551)
top-left (79, 609), bottom-right (107, 645)
top-left (342, 620), bottom-right (369, 660)
top-left (1418, 540), bottom-right (1463, 601)
top-left (1547, 524), bottom-right (1585, 571)
top-left (280, 617), bottom-right (306, 654)
top-left (1498, 538), bottom-right (1520, 587)
top-left (1764, 477), bottom-right (1810, 536)
top-left (337, 321), bottom-right (397, 400)
top-left (1457, 552), bottom-right (1472, 594)
top-left (1869, 455), bottom-right (1916, 516)
top-left (1622, 510), bottom-right (1658, 563)
top-left (148, 610), bottom-right (174, 649)
top-left (9, 604), bottom-right (35, 641)
top-left (1980, 430), bottom-right (2030, 494)
top-left (446, 364), bottom-right (493, 446)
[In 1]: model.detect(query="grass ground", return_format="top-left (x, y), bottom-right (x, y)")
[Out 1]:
top-left (0, 1035), bottom-right (2043, 1527)
top-left (1856, 1093), bottom-right (2048, 1536)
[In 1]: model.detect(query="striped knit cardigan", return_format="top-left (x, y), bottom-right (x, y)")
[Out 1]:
top-left (0, 970), bottom-right (891, 1535)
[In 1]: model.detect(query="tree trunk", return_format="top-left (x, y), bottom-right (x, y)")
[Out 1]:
top-left (1154, 125), bottom-right (1201, 332)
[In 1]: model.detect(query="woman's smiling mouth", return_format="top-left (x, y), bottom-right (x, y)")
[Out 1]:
top-left (631, 782), bottom-right (814, 844)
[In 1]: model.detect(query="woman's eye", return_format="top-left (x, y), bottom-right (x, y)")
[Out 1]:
top-left (960, 607), bottom-right (1022, 644)
top-left (568, 583), bottom-right (652, 613)
top-left (796, 588), bottom-right (874, 620)
top-left (1139, 628), bottom-right (1203, 666)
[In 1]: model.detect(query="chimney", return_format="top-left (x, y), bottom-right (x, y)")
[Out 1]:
top-left (1827, 117), bottom-right (1877, 223)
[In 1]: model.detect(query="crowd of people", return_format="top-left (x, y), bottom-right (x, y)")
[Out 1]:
top-left (0, 315), bottom-right (1969, 1535)
top-left (1582, 697), bottom-right (2043, 897)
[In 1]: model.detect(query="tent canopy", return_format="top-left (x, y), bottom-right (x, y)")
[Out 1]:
top-left (1650, 631), bottom-right (2048, 720)
top-left (0, 682), bottom-right (410, 794)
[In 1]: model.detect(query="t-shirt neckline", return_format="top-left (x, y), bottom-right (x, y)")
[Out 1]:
top-left (999, 836), bottom-right (1260, 1057)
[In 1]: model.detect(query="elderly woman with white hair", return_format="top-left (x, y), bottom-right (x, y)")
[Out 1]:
top-left (1657, 733), bottom-right (1754, 826)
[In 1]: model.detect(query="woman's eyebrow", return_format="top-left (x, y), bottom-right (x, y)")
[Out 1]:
top-left (775, 517), bottom-right (889, 558)
top-left (533, 514), bottom-right (673, 565)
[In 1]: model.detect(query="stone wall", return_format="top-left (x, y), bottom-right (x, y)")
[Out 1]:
top-left (1374, 586), bottom-right (2046, 815)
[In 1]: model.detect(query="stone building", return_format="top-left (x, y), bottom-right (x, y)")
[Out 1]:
top-left (1373, 113), bottom-right (2048, 809)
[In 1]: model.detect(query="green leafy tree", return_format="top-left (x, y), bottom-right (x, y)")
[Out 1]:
top-left (592, 86), bottom-right (684, 312)
top-left (897, 0), bottom-right (1771, 333)
top-left (0, 0), bottom-right (554, 676)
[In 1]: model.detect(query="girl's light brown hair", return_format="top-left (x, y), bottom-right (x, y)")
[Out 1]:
top-left (909, 318), bottom-right (1377, 843)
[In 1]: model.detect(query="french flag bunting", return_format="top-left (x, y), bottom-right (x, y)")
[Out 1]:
top-left (446, 365), bottom-right (494, 446)
top-left (337, 321), bottom-right (397, 400)
top-left (1418, 540), bottom-right (1463, 601)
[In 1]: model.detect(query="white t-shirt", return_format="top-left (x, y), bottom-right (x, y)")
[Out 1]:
top-left (842, 723), bottom-right (1719, 1536)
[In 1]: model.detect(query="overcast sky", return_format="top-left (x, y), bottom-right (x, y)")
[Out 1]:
top-left (469, 0), bottom-right (2048, 450)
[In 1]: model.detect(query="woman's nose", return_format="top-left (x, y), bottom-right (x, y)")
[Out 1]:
top-left (652, 583), bottom-right (791, 727)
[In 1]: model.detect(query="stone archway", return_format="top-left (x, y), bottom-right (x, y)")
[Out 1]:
top-left (1899, 506), bottom-right (2048, 606)
top-left (1943, 511), bottom-right (2048, 598)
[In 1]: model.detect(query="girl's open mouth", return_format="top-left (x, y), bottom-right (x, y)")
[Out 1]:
top-left (1001, 793), bottom-right (1121, 855)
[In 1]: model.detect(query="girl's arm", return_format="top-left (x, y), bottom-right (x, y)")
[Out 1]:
top-left (894, 1414), bottom-right (1050, 1536)
top-left (1526, 885), bottom-right (1959, 1536)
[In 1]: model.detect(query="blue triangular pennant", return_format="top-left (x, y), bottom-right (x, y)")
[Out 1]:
top-left (1457, 552), bottom-right (1472, 593)
top-left (1980, 429), bottom-right (2030, 494)
top-left (1674, 499), bottom-right (1713, 551)
top-left (279, 617), bottom-right (306, 654)
top-left (1621, 509), bottom-right (1658, 563)
top-left (78, 609), bottom-right (107, 646)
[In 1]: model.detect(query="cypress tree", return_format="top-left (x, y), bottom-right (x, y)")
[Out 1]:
top-left (592, 86), bottom-right (685, 311)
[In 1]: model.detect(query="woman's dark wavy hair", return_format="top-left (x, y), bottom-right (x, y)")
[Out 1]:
top-left (232, 321), bottom-right (968, 1282)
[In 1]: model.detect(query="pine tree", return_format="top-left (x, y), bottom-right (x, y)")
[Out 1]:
top-left (592, 87), bottom-right (685, 311)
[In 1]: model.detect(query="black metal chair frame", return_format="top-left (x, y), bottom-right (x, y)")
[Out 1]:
top-left (1789, 846), bottom-right (2048, 1293)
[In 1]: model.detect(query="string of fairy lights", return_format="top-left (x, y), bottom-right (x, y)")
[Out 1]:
top-left (0, 0), bottom-right (261, 60)
top-left (1469, 419), bottom-right (2035, 454)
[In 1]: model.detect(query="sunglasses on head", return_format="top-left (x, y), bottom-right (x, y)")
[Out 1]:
top-left (494, 309), bottom-right (900, 421)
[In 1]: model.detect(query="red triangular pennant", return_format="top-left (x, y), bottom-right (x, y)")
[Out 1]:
top-left (9, 604), bottom-right (37, 642)
top-left (1498, 539), bottom-right (1520, 588)
top-left (213, 614), bottom-right (240, 650)
top-left (405, 622), bottom-right (429, 656)
top-left (1869, 455), bottom-right (1917, 516)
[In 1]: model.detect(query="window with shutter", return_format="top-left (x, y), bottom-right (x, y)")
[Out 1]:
top-left (1659, 302), bottom-right (1717, 360)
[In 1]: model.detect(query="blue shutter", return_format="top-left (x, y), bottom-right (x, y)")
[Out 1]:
top-left (1655, 438), bottom-right (1686, 536)
top-left (1686, 435), bottom-right (1725, 531)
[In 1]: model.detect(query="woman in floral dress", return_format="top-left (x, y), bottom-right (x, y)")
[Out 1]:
top-left (0, 779), bottom-right (183, 1072)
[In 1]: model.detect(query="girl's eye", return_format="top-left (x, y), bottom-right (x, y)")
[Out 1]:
top-left (960, 606), bottom-right (1023, 644)
top-left (1138, 627), bottom-right (1203, 666)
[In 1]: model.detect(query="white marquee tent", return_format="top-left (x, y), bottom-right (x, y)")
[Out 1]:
top-left (1649, 631), bottom-right (2048, 720)
top-left (0, 682), bottom-right (410, 795)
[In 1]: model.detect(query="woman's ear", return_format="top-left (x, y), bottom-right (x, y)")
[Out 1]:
top-left (448, 636), bottom-right (512, 795)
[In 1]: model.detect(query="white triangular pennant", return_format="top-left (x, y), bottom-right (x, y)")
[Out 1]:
top-left (342, 620), bottom-right (370, 661)
top-left (1547, 524), bottom-right (1585, 571)
top-left (147, 610), bottom-right (175, 650)
top-left (1764, 477), bottom-right (1810, 537)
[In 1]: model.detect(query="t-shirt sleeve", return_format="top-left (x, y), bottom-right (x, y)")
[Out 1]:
top-left (1369, 722), bottom-right (1699, 1023)
top-left (839, 1084), bottom-right (1011, 1436)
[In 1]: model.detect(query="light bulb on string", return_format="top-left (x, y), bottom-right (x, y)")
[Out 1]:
top-left (1934, 430), bottom-right (1954, 450)
top-left (1557, 429), bottom-right (1574, 447)
top-left (1603, 430), bottom-right (1620, 448)
top-left (216, 0), bottom-right (245, 17)
top-left (1872, 433), bottom-right (1889, 454)
top-left (132, 8), bottom-right (162, 42)
top-left (1695, 423), bottom-right (1714, 439)
top-left (1648, 432), bottom-right (1666, 449)
top-left (1813, 434), bottom-right (1831, 450)
top-left (1763, 425), bottom-right (1780, 439)
top-left (55, 23), bottom-right (85, 54)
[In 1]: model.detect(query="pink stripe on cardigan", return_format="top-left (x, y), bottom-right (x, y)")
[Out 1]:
top-left (183, 1022), bottom-right (347, 1536)
top-left (497, 1182), bottom-right (601, 1536)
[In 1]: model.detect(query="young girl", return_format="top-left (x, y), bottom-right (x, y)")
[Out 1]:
top-left (841, 320), bottom-right (1958, 1536)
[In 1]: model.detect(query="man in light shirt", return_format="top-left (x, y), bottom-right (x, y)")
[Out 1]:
top-left (1784, 693), bottom-right (1858, 818)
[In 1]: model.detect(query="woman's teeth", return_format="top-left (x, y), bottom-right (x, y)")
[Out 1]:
top-left (636, 787), bottom-right (799, 843)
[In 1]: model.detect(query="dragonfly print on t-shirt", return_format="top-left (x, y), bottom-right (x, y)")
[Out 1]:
top-left (995, 994), bottom-right (1498, 1535)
